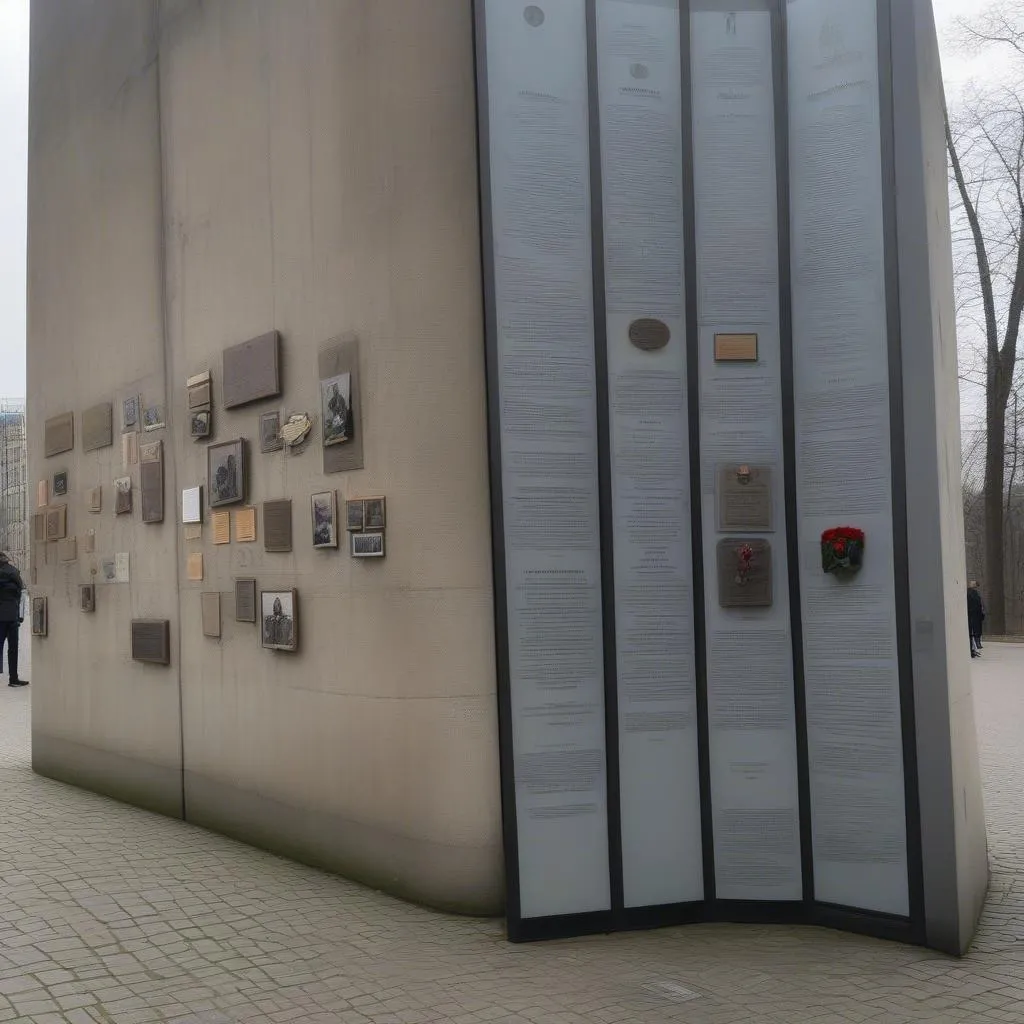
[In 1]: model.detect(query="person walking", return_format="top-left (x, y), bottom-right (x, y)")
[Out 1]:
top-left (0, 552), bottom-right (28, 686)
top-left (967, 581), bottom-right (985, 659)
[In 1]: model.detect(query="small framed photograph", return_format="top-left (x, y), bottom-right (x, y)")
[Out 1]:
top-left (259, 411), bottom-right (283, 453)
top-left (311, 490), bottom-right (338, 549)
top-left (346, 499), bottom-right (365, 532)
top-left (261, 588), bottom-right (298, 652)
top-left (80, 584), bottom-right (95, 613)
top-left (52, 470), bottom-right (68, 497)
top-left (363, 497), bottom-right (386, 531)
top-left (122, 395), bottom-right (139, 431)
top-left (31, 596), bottom-right (47, 637)
top-left (114, 476), bottom-right (133, 515)
top-left (351, 531), bottom-right (385, 558)
top-left (321, 372), bottom-right (353, 447)
top-left (142, 404), bottom-right (165, 431)
top-left (190, 409), bottom-right (211, 440)
top-left (208, 438), bottom-right (246, 507)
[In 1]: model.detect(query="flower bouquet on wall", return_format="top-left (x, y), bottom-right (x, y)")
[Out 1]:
top-left (821, 526), bottom-right (865, 576)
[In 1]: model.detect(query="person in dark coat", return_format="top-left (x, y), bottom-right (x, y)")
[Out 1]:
top-left (0, 552), bottom-right (27, 686)
top-left (967, 581), bottom-right (985, 658)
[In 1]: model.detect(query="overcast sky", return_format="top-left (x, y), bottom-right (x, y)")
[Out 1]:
top-left (0, 0), bottom-right (995, 403)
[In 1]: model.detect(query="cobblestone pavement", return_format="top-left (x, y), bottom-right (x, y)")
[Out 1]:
top-left (0, 647), bottom-right (1022, 1023)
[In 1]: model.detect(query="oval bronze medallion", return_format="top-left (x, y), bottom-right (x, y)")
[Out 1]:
top-left (628, 318), bottom-right (670, 352)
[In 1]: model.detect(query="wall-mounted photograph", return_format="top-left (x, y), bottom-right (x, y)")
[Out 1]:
top-left (114, 476), bottom-right (132, 515)
top-left (122, 395), bottom-right (139, 431)
top-left (261, 589), bottom-right (297, 652)
top-left (190, 409), bottom-right (211, 440)
top-left (142, 404), bottom-right (165, 431)
top-left (363, 497), bottom-right (386, 531)
top-left (311, 491), bottom-right (338, 549)
top-left (346, 499), bottom-right (364, 532)
top-left (321, 372), bottom-right (352, 447)
top-left (351, 531), bottom-right (385, 558)
top-left (208, 438), bottom-right (246, 507)
top-left (259, 411), bottom-right (283, 453)
top-left (31, 596), bottom-right (47, 637)
top-left (52, 470), bottom-right (68, 497)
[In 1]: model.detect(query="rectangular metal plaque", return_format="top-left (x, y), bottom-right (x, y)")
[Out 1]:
top-left (32, 513), bottom-right (45, 543)
top-left (141, 458), bottom-right (164, 524)
top-left (714, 333), bottom-right (759, 362)
top-left (182, 486), bottom-right (202, 524)
top-left (82, 530), bottom-right (95, 554)
top-left (80, 584), bottom-right (95, 613)
top-left (263, 499), bottom-right (292, 553)
top-left (87, 486), bottom-right (102, 513)
top-left (130, 619), bottom-right (170, 665)
top-left (114, 477), bottom-right (133, 515)
top-left (82, 402), bottom-right (114, 452)
top-left (716, 538), bottom-right (772, 608)
top-left (351, 531), bottom-right (385, 558)
top-left (44, 412), bottom-right (74, 458)
top-left (31, 597), bottom-right (47, 636)
top-left (201, 592), bottom-right (222, 638)
top-left (183, 523), bottom-right (202, 541)
top-left (188, 381), bottom-right (212, 410)
top-left (44, 505), bottom-right (67, 542)
top-left (123, 431), bottom-right (138, 466)
top-left (58, 536), bottom-right (77, 563)
top-left (36, 480), bottom-right (47, 508)
top-left (234, 578), bottom-right (257, 622)
top-left (717, 465), bottom-right (773, 532)
top-left (222, 330), bottom-right (281, 408)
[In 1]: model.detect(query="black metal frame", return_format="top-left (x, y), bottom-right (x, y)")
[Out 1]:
top-left (473, 0), bottom-right (925, 947)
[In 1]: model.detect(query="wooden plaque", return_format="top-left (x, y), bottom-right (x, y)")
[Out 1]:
top-left (717, 465), bottom-right (773, 532)
top-left (212, 510), bottom-right (231, 545)
top-left (714, 333), bottom-right (759, 362)
top-left (717, 538), bottom-right (772, 608)
top-left (263, 499), bottom-right (293, 553)
top-left (235, 506), bottom-right (257, 543)
top-left (131, 619), bottom-right (171, 665)
top-left (222, 331), bottom-right (281, 408)
top-left (44, 505), bottom-right (67, 542)
top-left (44, 412), bottom-right (74, 458)
top-left (234, 578), bottom-right (257, 623)
top-left (82, 402), bottom-right (113, 452)
top-left (201, 592), bottom-right (222, 638)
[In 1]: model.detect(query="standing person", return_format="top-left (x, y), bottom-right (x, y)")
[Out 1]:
top-left (967, 581), bottom-right (985, 658)
top-left (0, 553), bottom-right (27, 686)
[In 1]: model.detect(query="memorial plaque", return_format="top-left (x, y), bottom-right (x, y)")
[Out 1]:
top-left (263, 499), bottom-right (293, 553)
top-left (201, 592), bottom-right (222, 638)
top-left (44, 412), bottom-right (74, 458)
top-left (351, 531), bottom-right (385, 558)
top-left (234, 578), bottom-right (257, 623)
top-left (36, 480), bottom-right (47, 508)
top-left (182, 486), bottom-right (202, 524)
top-left (186, 370), bottom-right (211, 390)
top-left (628, 318), bottom-right (671, 352)
top-left (123, 431), bottom-right (138, 466)
top-left (716, 538), bottom-right (772, 608)
top-left (188, 381), bottom-right (212, 410)
top-left (80, 584), bottom-right (95, 613)
top-left (717, 464), bottom-right (773, 532)
top-left (130, 619), bottom-right (171, 665)
top-left (345, 499), bottom-right (365, 532)
top-left (32, 513), bottom-right (45, 544)
top-left (58, 536), bottom-right (77, 563)
top-left (44, 505), bottom-right (67, 542)
top-left (140, 442), bottom-right (164, 524)
top-left (82, 402), bottom-right (113, 452)
top-left (87, 486), bottom-right (102, 513)
top-left (259, 411), bottom-right (282, 453)
top-left (714, 333), bottom-right (759, 362)
top-left (31, 597), bottom-right (47, 637)
top-left (183, 523), bottom-right (202, 541)
top-left (53, 471), bottom-right (68, 497)
top-left (318, 334), bottom-right (364, 474)
top-left (82, 530), bottom-right (95, 554)
top-left (212, 511), bottom-right (231, 545)
top-left (114, 477), bottom-right (133, 515)
top-left (115, 552), bottom-right (130, 583)
top-left (187, 552), bottom-right (204, 582)
top-left (222, 331), bottom-right (281, 408)
top-left (122, 395), bottom-right (140, 432)
top-left (235, 506), bottom-right (257, 543)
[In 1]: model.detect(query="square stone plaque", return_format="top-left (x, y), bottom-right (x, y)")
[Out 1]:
top-left (717, 464), bottom-right (773, 533)
top-left (717, 538), bottom-right (772, 608)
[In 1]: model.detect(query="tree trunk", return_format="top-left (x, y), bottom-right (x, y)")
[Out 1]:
top-left (986, 392), bottom-right (1008, 634)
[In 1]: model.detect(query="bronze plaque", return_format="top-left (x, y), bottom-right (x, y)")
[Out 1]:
top-left (222, 330), bottom-right (281, 408)
top-left (80, 584), bottom-right (95, 613)
top-left (234, 578), bottom-right (257, 623)
top-left (718, 464), bottom-right (772, 532)
top-left (141, 459), bottom-right (164, 524)
top-left (263, 499), bottom-right (293, 553)
top-left (44, 412), bottom-right (74, 458)
top-left (44, 505), bottom-right (67, 542)
top-left (717, 538), bottom-right (772, 608)
top-left (131, 619), bottom-right (171, 665)
top-left (714, 333), bottom-right (758, 362)
top-left (201, 592), bottom-right (222, 638)
top-left (319, 334), bottom-right (364, 475)
top-left (628, 318), bottom-right (671, 352)
top-left (82, 402), bottom-right (113, 452)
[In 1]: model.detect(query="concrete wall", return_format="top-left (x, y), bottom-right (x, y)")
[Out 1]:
top-left (28, 0), bottom-right (503, 915)
top-left (894, 0), bottom-right (988, 954)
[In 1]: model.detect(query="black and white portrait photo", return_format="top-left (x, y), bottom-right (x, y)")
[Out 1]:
top-left (261, 589), bottom-right (297, 652)
top-left (260, 411), bottom-right (283, 453)
top-left (208, 439), bottom-right (245, 507)
top-left (311, 491), bottom-right (338, 549)
top-left (190, 409), bottom-right (211, 439)
top-left (321, 373), bottom-right (352, 447)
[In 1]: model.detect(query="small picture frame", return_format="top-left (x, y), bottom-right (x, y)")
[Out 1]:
top-left (208, 438), bottom-right (246, 508)
top-left (311, 491), bottom-right (338, 549)
top-left (259, 411), bottom-right (283, 453)
top-left (31, 596), bottom-right (47, 637)
top-left (363, 497), bottom-right (386, 531)
top-left (122, 395), bottom-right (139, 431)
top-left (345, 499), bottom-right (365, 532)
top-left (52, 470), bottom-right (68, 497)
top-left (261, 588), bottom-right (298, 652)
top-left (142, 404), bottom-right (165, 431)
top-left (114, 476), bottom-right (133, 515)
top-left (190, 409), bottom-right (211, 440)
top-left (351, 531), bottom-right (385, 558)
top-left (80, 584), bottom-right (96, 613)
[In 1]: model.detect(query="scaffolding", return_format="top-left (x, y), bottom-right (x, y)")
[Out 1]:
top-left (0, 399), bottom-right (28, 574)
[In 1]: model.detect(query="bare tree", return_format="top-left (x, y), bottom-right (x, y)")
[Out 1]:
top-left (947, 3), bottom-right (1024, 634)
